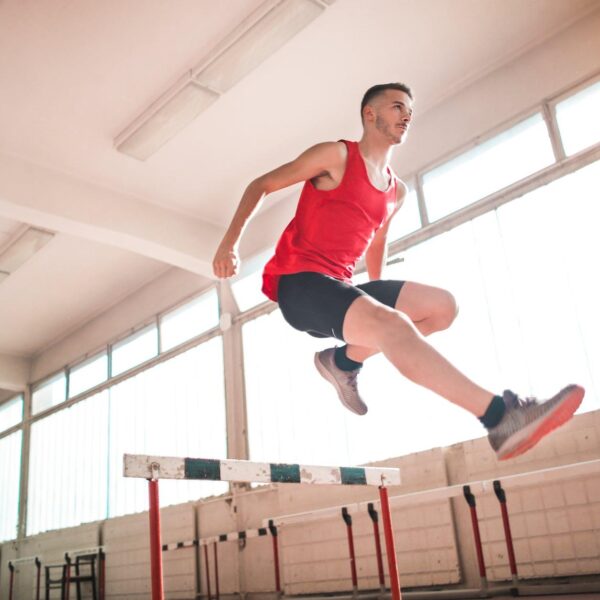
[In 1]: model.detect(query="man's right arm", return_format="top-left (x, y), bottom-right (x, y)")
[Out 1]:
top-left (212, 141), bottom-right (345, 279)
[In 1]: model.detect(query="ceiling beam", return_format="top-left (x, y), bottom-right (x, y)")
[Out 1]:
top-left (0, 352), bottom-right (29, 391)
top-left (0, 152), bottom-right (221, 279)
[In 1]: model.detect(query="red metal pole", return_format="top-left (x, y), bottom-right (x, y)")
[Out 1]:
top-left (204, 544), bottom-right (212, 600)
top-left (368, 502), bottom-right (386, 591)
top-left (379, 486), bottom-right (402, 600)
top-left (99, 550), bottom-right (106, 600)
top-left (8, 562), bottom-right (14, 600)
top-left (148, 478), bottom-right (165, 600)
top-left (463, 486), bottom-right (487, 587)
top-left (64, 557), bottom-right (71, 600)
top-left (268, 519), bottom-right (282, 595)
top-left (35, 557), bottom-right (41, 600)
top-left (494, 481), bottom-right (518, 585)
top-left (213, 542), bottom-right (220, 600)
top-left (341, 507), bottom-right (358, 592)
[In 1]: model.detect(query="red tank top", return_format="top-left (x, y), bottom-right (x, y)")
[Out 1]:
top-left (262, 140), bottom-right (397, 301)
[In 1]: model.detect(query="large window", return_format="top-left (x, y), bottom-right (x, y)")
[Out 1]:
top-left (423, 113), bottom-right (555, 222)
top-left (69, 352), bottom-right (108, 398)
top-left (160, 288), bottom-right (219, 351)
top-left (107, 337), bottom-right (227, 518)
top-left (28, 391), bottom-right (109, 534)
top-left (387, 188), bottom-right (421, 241)
top-left (32, 371), bottom-right (67, 415)
top-left (111, 324), bottom-right (159, 377)
top-left (232, 249), bottom-right (275, 312)
top-left (0, 394), bottom-right (23, 432)
top-left (555, 79), bottom-right (600, 156)
top-left (27, 338), bottom-right (227, 535)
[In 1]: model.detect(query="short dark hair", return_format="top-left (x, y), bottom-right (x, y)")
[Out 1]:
top-left (361, 83), bottom-right (413, 121)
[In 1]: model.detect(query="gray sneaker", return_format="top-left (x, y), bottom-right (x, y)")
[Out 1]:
top-left (314, 348), bottom-right (368, 415)
top-left (488, 384), bottom-right (584, 460)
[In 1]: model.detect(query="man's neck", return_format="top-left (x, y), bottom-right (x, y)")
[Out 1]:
top-left (357, 136), bottom-right (394, 170)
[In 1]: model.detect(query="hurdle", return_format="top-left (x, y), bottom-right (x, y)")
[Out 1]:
top-left (123, 454), bottom-right (402, 600)
top-left (8, 556), bottom-right (41, 600)
top-left (163, 521), bottom-right (281, 598)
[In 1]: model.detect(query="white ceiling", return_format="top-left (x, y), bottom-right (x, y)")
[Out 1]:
top-left (0, 0), bottom-right (598, 383)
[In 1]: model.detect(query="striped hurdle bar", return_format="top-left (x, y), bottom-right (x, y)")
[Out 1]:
top-left (123, 454), bottom-right (402, 600)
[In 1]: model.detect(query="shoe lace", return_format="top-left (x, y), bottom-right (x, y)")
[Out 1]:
top-left (345, 370), bottom-right (359, 391)
top-left (504, 390), bottom-right (538, 409)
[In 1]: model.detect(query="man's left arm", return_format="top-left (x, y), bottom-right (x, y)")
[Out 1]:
top-left (365, 181), bottom-right (408, 280)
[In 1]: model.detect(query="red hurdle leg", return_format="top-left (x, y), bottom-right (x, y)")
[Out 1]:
top-left (379, 486), bottom-right (402, 600)
top-left (368, 502), bottom-right (386, 592)
top-left (341, 508), bottom-right (359, 593)
top-left (494, 481), bottom-right (518, 587)
top-left (8, 562), bottom-right (14, 600)
top-left (268, 519), bottom-right (282, 596)
top-left (148, 478), bottom-right (165, 600)
top-left (204, 544), bottom-right (212, 599)
top-left (463, 485), bottom-right (487, 589)
top-left (64, 557), bottom-right (71, 600)
top-left (213, 542), bottom-right (220, 600)
top-left (98, 550), bottom-right (106, 600)
top-left (35, 557), bottom-right (41, 600)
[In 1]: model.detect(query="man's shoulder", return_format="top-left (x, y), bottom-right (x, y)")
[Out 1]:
top-left (310, 140), bottom-right (349, 156)
top-left (302, 140), bottom-right (348, 169)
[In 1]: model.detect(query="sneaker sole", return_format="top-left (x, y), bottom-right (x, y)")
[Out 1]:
top-left (497, 385), bottom-right (584, 461)
top-left (314, 352), bottom-right (368, 416)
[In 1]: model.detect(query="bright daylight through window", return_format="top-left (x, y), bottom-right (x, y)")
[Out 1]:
top-left (423, 113), bottom-right (555, 222)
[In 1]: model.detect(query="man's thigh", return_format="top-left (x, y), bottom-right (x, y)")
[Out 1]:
top-left (277, 272), bottom-right (364, 340)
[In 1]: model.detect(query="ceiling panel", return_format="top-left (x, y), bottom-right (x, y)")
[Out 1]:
top-left (0, 233), bottom-right (167, 356)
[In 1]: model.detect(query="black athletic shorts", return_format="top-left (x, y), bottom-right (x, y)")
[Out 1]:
top-left (277, 272), bottom-right (405, 341)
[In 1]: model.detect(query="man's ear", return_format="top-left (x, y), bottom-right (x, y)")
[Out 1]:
top-left (362, 104), bottom-right (375, 123)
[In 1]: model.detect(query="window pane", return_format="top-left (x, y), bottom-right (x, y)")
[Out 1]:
top-left (108, 338), bottom-right (227, 517)
top-left (32, 372), bottom-right (67, 415)
top-left (0, 430), bottom-right (21, 542)
top-left (232, 249), bottom-right (274, 312)
top-left (387, 189), bottom-right (421, 241)
top-left (111, 325), bottom-right (158, 377)
top-left (27, 392), bottom-right (108, 535)
top-left (0, 395), bottom-right (23, 432)
top-left (160, 289), bottom-right (219, 352)
top-left (424, 113), bottom-right (555, 222)
top-left (231, 270), bottom-right (268, 312)
top-left (556, 80), bottom-right (600, 156)
top-left (69, 352), bottom-right (108, 397)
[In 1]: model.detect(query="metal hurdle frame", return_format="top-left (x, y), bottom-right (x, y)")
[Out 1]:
top-left (123, 454), bottom-right (402, 600)
top-left (8, 556), bottom-right (41, 600)
top-left (162, 519), bottom-right (283, 598)
top-left (267, 458), bottom-right (600, 599)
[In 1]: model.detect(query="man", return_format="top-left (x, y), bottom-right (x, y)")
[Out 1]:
top-left (213, 82), bottom-right (584, 460)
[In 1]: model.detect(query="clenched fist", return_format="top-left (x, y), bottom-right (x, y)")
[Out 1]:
top-left (213, 245), bottom-right (240, 279)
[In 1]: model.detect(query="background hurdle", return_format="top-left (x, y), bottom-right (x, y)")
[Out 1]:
top-left (162, 520), bottom-right (281, 598)
top-left (8, 556), bottom-right (41, 600)
top-left (123, 454), bottom-right (401, 600)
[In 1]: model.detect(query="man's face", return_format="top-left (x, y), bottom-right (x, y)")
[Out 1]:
top-left (370, 90), bottom-right (413, 145)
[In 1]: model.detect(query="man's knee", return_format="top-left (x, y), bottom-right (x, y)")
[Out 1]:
top-left (433, 290), bottom-right (458, 331)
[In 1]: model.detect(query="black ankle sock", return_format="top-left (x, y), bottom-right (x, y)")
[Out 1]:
top-left (334, 346), bottom-right (363, 372)
top-left (479, 395), bottom-right (505, 429)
